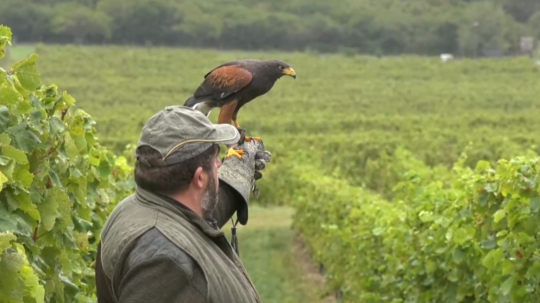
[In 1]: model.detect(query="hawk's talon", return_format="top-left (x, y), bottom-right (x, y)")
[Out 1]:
top-left (225, 147), bottom-right (244, 160)
top-left (237, 128), bottom-right (246, 145)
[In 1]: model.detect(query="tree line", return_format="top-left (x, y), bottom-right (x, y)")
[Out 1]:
top-left (2, 0), bottom-right (540, 56)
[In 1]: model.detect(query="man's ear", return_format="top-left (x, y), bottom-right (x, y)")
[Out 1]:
top-left (192, 166), bottom-right (206, 189)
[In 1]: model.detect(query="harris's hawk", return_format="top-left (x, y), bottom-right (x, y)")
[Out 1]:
top-left (184, 59), bottom-right (296, 158)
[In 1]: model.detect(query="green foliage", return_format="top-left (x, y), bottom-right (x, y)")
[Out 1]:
top-left (528, 11), bottom-right (540, 40)
top-left (51, 2), bottom-right (112, 44)
top-left (0, 25), bottom-right (134, 302)
top-left (457, 1), bottom-right (526, 56)
top-left (0, 26), bottom-right (12, 59)
top-left (291, 149), bottom-right (540, 302)
top-left (1, 0), bottom-right (538, 56)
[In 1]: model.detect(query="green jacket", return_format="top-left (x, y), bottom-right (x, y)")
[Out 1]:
top-left (95, 183), bottom-right (263, 303)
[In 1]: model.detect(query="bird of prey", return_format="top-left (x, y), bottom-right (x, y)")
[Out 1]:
top-left (184, 59), bottom-right (296, 158)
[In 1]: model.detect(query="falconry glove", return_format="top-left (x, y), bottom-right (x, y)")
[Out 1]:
top-left (218, 138), bottom-right (272, 226)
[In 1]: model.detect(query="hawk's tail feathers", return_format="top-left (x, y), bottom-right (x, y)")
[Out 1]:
top-left (184, 95), bottom-right (198, 107)
top-left (185, 96), bottom-right (214, 117)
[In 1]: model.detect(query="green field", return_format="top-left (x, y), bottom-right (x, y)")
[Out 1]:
top-left (2, 40), bottom-right (540, 302)
top-left (8, 44), bottom-right (540, 202)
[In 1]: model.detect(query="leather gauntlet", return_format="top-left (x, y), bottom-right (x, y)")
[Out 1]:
top-left (218, 139), bottom-right (272, 225)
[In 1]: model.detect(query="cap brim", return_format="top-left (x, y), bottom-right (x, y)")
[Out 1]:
top-left (213, 123), bottom-right (241, 145)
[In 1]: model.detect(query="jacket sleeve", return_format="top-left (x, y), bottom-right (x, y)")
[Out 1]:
top-left (116, 256), bottom-right (207, 303)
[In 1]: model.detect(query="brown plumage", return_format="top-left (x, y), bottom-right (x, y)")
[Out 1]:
top-left (184, 59), bottom-right (296, 144)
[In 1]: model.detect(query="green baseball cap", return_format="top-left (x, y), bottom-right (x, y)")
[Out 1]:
top-left (137, 105), bottom-right (240, 166)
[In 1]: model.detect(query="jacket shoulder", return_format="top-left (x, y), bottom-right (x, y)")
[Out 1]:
top-left (127, 228), bottom-right (204, 275)
top-left (123, 227), bottom-right (208, 292)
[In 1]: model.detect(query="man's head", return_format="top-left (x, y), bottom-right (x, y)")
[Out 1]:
top-left (134, 105), bottom-right (240, 219)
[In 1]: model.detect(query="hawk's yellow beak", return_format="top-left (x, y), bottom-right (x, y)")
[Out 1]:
top-left (283, 67), bottom-right (296, 79)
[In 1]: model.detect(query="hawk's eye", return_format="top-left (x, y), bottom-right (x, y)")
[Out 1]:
top-left (279, 66), bottom-right (284, 70)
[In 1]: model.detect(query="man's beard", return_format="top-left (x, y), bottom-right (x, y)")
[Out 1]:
top-left (201, 176), bottom-right (218, 220)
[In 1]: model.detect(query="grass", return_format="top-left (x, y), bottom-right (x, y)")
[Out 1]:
top-left (223, 205), bottom-right (334, 303)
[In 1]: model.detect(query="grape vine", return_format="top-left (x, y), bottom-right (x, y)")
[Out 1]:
top-left (0, 25), bottom-right (134, 303)
top-left (292, 148), bottom-right (540, 302)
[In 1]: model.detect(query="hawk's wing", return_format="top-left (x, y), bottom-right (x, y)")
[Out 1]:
top-left (193, 63), bottom-right (253, 102)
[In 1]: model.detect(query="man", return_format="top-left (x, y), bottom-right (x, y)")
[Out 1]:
top-left (95, 105), bottom-right (272, 302)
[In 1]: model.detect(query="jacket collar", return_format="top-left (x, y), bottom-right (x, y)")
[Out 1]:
top-left (134, 186), bottom-right (224, 238)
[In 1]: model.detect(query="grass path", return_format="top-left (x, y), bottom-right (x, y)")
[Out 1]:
top-left (223, 205), bottom-right (335, 303)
